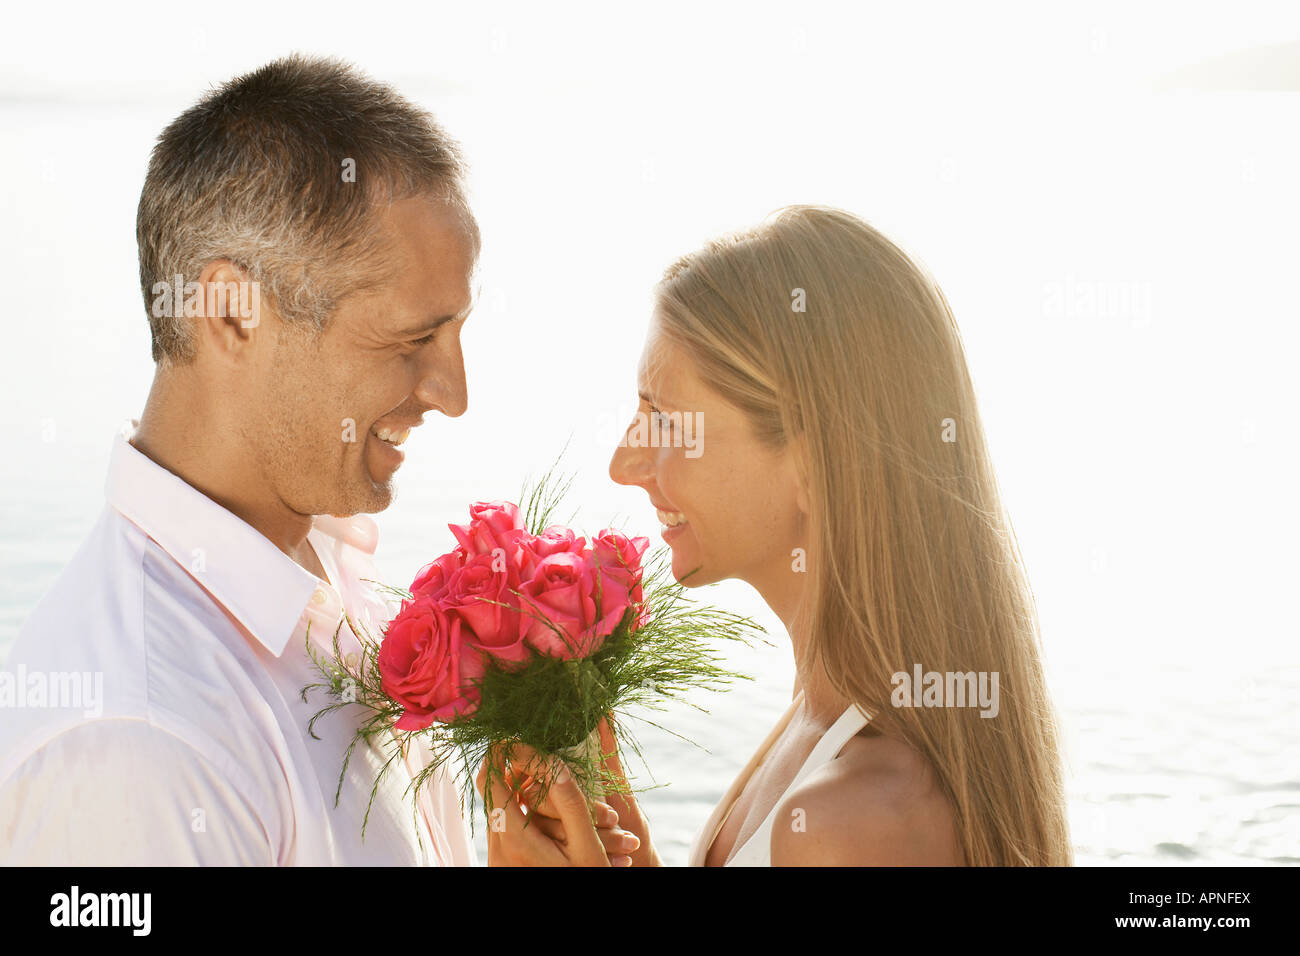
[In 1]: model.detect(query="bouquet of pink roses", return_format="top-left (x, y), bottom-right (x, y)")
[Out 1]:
top-left (303, 476), bottom-right (762, 838)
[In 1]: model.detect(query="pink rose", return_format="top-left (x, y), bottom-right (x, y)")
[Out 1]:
top-left (449, 500), bottom-right (527, 557)
top-left (519, 551), bottom-right (608, 659)
top-left (441, 552), bottom-right (529, 664)
top-left (591, 528), bottom-right (650, 629)
top-left (521, 526), bottom-right (587, 566)
top-left (378, 596), bottom-right (484, 730)
top-left (591, 529), bottom-right (649, 589)
top-left (409, 548), bottom-right (466, 604)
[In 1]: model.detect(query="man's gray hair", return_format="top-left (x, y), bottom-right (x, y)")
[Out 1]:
top-left (136, 54), bottom-right (475, 364)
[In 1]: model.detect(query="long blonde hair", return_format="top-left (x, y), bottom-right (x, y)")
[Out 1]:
top-left (656, 205), bottom-right (1071, 866)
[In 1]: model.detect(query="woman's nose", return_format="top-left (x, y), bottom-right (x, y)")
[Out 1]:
top-left (609, 427), bottom-right (655, 487)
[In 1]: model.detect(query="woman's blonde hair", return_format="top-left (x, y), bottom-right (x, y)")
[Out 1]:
top-left (655, 205), bottom-right (1071, 866)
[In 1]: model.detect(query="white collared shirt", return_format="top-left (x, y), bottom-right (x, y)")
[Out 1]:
top-left (0, 422), bottom-right (476, 866)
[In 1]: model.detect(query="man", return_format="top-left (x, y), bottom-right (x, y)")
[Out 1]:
top-left (0, 55), bottom-right (480, 864)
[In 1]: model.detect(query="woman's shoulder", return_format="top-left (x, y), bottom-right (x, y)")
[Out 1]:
top-left (770, 728), bottom-right (964, 865)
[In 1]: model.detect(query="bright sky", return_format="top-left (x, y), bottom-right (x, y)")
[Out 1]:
top-left (3, 1), bottom-right (1298, 103)
top-left (2, 1), bottom-right (1297, 682)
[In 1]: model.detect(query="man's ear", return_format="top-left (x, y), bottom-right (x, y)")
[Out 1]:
top-left (195, 260), bottom-right (263, 359)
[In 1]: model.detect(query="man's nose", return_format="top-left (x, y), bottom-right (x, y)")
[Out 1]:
top-left (414, 340), bottom-right (468, 418)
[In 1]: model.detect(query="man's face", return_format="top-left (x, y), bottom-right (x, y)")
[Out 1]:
top-left (245, 195), bottom-right (477, 519)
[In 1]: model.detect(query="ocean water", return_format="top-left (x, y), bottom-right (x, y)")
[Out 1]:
top-left (2, 48), bottom-right (1298, 866)
top-left (3, 432), bottom-right (1296, 867)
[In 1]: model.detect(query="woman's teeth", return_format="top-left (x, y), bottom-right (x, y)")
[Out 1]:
top-left (656, 508), bottom-right (687, 528)
top-left (371, 425), bottom-right (411, 446)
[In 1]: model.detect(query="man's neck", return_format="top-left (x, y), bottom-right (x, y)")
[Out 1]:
top-left (132, 375), bottom-right (321, 579)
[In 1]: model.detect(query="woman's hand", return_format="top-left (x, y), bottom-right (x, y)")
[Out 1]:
top-left (475, 742), bottom-right (640, 866)
top-left (594, 717), bottom-right (662, 867)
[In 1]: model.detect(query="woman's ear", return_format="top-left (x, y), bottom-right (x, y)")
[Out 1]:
top-left (788, 432), bottom-right (812, 516)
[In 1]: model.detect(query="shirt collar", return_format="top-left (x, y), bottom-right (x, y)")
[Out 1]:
top-left (104, 420), bottom-right (377, 658)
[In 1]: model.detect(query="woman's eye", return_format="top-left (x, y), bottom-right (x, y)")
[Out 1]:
top-left (652, 410), bottom-right (674, 430)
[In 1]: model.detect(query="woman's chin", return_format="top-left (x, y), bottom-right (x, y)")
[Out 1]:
top-left (665, 526), bottom-right (723, 585)
top-left (670, 553), bottom-right (715, 587)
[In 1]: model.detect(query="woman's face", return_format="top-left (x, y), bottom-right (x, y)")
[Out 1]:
top-left (608, 312), bottom-right (807, 600)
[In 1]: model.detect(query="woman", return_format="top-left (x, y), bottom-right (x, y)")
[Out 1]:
top-left (479, 205), bottom-right (1072, 866)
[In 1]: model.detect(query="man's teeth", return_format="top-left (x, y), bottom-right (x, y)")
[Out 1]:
top-left (372, 425), bottom-right (412, 446)
top-left (656, 508), bottom-right (687, 528)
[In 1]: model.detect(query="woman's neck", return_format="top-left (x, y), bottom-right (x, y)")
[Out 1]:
top-left (753, 567), bottom-right (852, 729)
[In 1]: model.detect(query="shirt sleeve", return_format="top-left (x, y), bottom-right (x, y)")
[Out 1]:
top-left (0, 718), bottom-right (276, 866)
top-left (412, 736), bottom-right (479, 866)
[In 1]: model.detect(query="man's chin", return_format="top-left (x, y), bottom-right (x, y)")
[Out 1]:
top-left (324, 468), bottom-right (396, 518)
top-left (355, 436), bottom-right (402, 508)
top-left (356, 476), bottom-right (397, 514)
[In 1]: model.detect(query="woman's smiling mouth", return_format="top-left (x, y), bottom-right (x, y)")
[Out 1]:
top-left (656, 507), bottom-right (687, 528)
top-left (655, 506), bottom-right (689, 542)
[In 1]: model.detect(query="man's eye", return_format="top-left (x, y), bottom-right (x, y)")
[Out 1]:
top-left (410, 332), bottom-right (436, 347)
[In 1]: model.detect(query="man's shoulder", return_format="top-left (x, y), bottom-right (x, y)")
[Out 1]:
top-left (3, 508), bottom-right (281, 774)
top-left (12, 506), bottom-right (254, 681)
top-left (10, 506), bottom-right (148, 673)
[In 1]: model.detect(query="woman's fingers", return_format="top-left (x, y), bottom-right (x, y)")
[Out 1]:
top-left (598, 822), bottom-right (639, 859)
top-left (503, 740), bottom-right (552, 780)
top-left (481, 746), bottom-right (575, 866)
top-left (527, 810), bottom-right (640, 859)
top-left (543, 765), bottom-right (613, 866)
top-left (485, 764), bottom-right (567, 866)
top-left (594, 717), bottom-right (661, 866)
top-left (503, 738), bottom-right (619, 827)
top-left (521, 781), bottom-right (620, 829)
top-left (591, 801), bottom-right (622, 830)
top-left (479, 739), bottom-right (634, 866)
top-left (525, 812), bottom-right (564, 843)
top-left (596, 716), bottom-right (625, 780)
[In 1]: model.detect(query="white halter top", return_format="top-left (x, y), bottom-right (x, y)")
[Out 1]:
top-left (687, 690), bottom-right (873, 866)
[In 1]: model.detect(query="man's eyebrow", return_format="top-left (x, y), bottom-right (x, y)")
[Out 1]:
top-left (398, 307), bottom-right (470, 337)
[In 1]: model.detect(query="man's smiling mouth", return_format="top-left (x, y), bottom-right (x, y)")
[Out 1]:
top-left (371, 424), bottom-right (413, 446)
